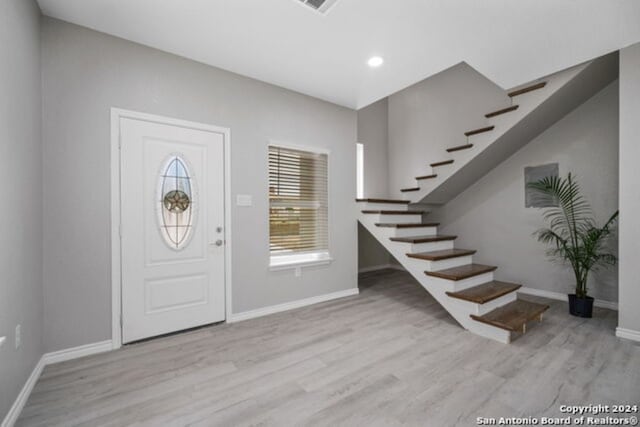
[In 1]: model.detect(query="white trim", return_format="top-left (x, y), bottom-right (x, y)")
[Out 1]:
top-left (616, 327), bottom-right (640, 342)
top-left (518, 287), bottom-right (618, 310)
top-left (2, 340), bottom-right (114, 427)
top-left (356, 142), bottom-right (364, 199)
top-left (270, 251), bottom-right (333, 271)
top-left (228, 288), bottom-right (359, 323)
top-left (110, 108), bottom-right (233, 349)
top-left (269, 258), bottom-right (333, 271)
top-left (268, 140), bottom-right (331, 155)
top-left (1, 357), bottom-right (44, 427)
top-left (41, 340), bottom-right (113, 365)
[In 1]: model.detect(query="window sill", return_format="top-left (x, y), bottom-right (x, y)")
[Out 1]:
top-left (269, 253), bottom-right (333, 271)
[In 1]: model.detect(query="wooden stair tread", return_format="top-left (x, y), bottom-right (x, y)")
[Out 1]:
top-left (407, 248), bottom-right (476, 261)
top-left (390, 235), bottom-right (457, 244)
top-left (416, 174), bottom-right (437, 180)
top-left (446, 281), bottom-right (522, 304)
top-left (446, 144), bottom-right (473, 153)
top-left (356, 198), bottom-right (410, 205)
top-left (376, 222), bottom-right (439, 228)
top-left (430, 160), bottom-right (454, 167)
top-left (485, 105), bottom-right (519, 118)
top-left (464, 126), bottom-right (495, 137)
top-left (508, 81), bottom-right (547, 97)
top-left (401, 187), bottom-right (420, 192)
top-left (426, 263), bottom-right (497, 281)
top-left (470, 299), bottom-right (550, 332)
top-left (362, 210), bottom-right (424, 215)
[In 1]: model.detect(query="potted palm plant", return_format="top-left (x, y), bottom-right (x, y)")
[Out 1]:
top-left (527, 173), bottom-right (618, 318)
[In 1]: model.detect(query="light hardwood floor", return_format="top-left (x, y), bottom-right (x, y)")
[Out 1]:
top-left (18, 269), bottom-right (640, 426)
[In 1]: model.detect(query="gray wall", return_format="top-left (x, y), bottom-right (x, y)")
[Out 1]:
top-left (0, 0), bottom-right (43, 418)
top-left (433, 82), bottom-right (619, 302)
top-left (356, 98), bottom-right (392, 269)
top-left (388, 63), bottom-right (509, 198)
top-left (619, 42), bottom-right (640, 333)
top-left (41, 18), bottom-right (357, 352)
top-left (357, 98), bottom-right (389, 198)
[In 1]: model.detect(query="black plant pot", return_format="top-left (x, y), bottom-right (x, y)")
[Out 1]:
top-left (568, 294), bottom-right (594, 318)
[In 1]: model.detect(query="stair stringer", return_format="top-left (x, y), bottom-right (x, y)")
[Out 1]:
top-left (402, 52), bottom-right (618, 204)
top-left (358, 210), bottom-right (512, 344)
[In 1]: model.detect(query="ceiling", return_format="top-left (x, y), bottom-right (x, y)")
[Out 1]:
top-left (37, 0), bottom-right (640, 109)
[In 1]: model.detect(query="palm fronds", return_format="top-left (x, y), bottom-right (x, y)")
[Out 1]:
top-left (527, 173), bottom-right (618, 298)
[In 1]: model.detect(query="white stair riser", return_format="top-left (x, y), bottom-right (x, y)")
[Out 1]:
top-left (449, 291), bottom-right (518, 316)
top-left (410, 240), bottom-right (455, 253)
top-left (368, 214), bottom-right (423, 223)
top-left (466, 318), bottom-right (512, 344)
top-left (374, 226), bottom-right (438, 239)
top-left (426, 272), bottom-right (495, 293)
top-left (430, 163), bottom-right (454, 174)
top-left (404, 255), bottom-right (473, 272)
top-left (359, 202), bottom-right (409, 211)
top-left (466, 130), bottom-right (495, 147)
top-left (390, 226), bottom-right (437, 238)
top-left (425, 255), bottom-right (474, 271)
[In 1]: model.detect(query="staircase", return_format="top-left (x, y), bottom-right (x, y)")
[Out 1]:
top-left (357, 199), bottom-right (547, 343)
top-left (398, 52), bottom-right (618, 204)
top-left (357, 52), bottom-right (619, 343)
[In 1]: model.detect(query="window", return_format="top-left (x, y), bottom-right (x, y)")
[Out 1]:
top-left (269, 144), bottom-right (331, 269)
top-left (356, 143), bottom-right (364, 199)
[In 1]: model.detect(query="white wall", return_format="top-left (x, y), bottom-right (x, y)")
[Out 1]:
top-left (433, 82), bottom-right (619, 303)
top-left (41, 18), bottom-right (357, 352)
top-left (387, 62), bottom-right (509, 198)
top-left (356, 98), bottom-right (392, 269)
top-left (618, 42), bottom-right (640, 335)
top-left (0, 0), bottom-right (43, 418)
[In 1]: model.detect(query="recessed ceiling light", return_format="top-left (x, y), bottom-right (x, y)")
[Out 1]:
top-left (367, 56), bottom-right (384, 68)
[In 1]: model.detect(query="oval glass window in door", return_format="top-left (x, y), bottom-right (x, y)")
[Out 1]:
top-left (157, 155), bottom-right (196, 250)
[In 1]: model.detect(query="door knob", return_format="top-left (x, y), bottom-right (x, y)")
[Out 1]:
top-left (214, 239), bottom-right (223, 247)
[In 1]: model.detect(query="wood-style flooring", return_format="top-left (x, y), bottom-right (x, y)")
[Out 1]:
top-left (18, 269), bottom-right (640, 426)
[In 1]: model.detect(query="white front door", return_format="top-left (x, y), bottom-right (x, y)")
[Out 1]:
top-left (120, 117), bottom-right (226, 343)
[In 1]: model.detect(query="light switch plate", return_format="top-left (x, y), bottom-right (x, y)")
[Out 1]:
top-left (236, 195), bottom-right (253, 207)
top-left (0, 336), bottom-right (5, 348)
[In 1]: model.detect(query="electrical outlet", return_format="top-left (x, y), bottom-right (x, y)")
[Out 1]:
top-left (15, 324), bottom-right (21, 349)
top-left (295, 267), bottom-right (302, 278)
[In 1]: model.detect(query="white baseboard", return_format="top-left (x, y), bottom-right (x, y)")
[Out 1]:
top-left (616, 327), bottom-right (640, 342)
top-left (2, 340), bottom-right (113, 427)
top-left (358, 264), bottom-right (405, 273)
top-left (42, 340), bottom-right (113, 365)
top-left (1, 356), bottom-right (45, 427)
top-left (518, 287), bottom-right (618, 310)
top-left (228, 288), bottom-right (359, 323)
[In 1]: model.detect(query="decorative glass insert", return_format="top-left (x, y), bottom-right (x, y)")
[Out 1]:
top-left (157, 155), bottom-right (196, 250)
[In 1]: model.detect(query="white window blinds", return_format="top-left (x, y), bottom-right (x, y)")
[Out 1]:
top-left (269, 145), bottom-right (329, 257)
